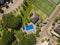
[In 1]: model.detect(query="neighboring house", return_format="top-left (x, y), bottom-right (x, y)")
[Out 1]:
top-left (51, 20), bottom-right (60, 37)
top-left (0, 0), bottom-right (11, 5)
top-left (30, 13), bottom-right (39, 24)
top-left (0, 0), bottom-right (4, 4)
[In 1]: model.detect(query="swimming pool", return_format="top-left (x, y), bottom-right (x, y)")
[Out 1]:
top-left (22, 24), bottom-right (34, 30)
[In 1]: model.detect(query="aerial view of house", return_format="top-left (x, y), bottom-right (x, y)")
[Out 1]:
top-left (0, 0), bottom-right (60, 45)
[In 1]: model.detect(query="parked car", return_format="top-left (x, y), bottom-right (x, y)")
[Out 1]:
top-left (42, 22), bottom-right (47, 26)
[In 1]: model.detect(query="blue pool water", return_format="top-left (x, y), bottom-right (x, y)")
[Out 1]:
top-left (23, 24), bottom-right (34, 30)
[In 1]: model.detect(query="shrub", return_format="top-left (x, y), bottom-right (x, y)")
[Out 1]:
top-left (0, 8), bottom-right (4, 13)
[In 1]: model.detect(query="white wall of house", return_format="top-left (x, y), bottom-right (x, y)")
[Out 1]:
top-left (51, 30), bottom-right (60, 37)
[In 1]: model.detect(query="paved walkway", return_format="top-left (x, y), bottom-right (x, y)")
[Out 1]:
top-left (0, 0), bottom-right (23, 20)
top-left (36, 3), bottom-right (60, 45)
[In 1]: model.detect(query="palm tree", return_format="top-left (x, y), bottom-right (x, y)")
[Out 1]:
top-left (23, 0), bottom-right (28, 7)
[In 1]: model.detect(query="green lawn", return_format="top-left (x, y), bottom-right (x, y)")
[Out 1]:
top-left (33, 0), bottom-right (54, 15)
top-left (52, 0), bottom-right (60, 4)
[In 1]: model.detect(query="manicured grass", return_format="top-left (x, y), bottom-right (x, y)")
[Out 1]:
top-left (33, 0), bottom-right (54, 15)
top-left (52, 0), bottom-right (60, 4)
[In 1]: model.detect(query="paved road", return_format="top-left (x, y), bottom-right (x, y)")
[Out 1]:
top-left (0, 0), bottom-right (23, 20)
top-left (36, 3), bottom-right (60, 45)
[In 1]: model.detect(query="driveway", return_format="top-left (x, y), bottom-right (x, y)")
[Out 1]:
top-left (0, 0), bottom-right (23, 20)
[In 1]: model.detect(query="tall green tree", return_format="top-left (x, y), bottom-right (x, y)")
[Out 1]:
top-left (0, 29), bottom-right (15, 45)
top-left (27, 34), bottom-right (36, 45)
top-left (2, 13), bottom-right (22, 29)
top-left (16, 30), bottom-right (36, 45)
